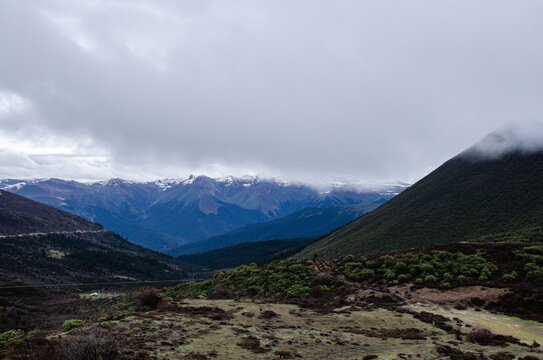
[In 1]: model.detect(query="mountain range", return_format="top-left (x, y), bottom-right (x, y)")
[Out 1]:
top-left (0, 176), bottom-right (407, 253)
top-left (169, 203), bottom-right (379, 256)
top-left (297, 149), bottom-right (543, 259)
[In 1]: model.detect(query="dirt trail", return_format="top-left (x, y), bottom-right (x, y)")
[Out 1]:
top-left (0, 229), bottom-right (107, 239)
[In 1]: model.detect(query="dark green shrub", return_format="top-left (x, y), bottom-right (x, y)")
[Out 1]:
top-left (523, 246), bottom-right (543, 255)
top-left (424, 275), bottom-right (438, 283)
top-left (502, 271), bottom-right (517, 282)
top-left (382, 269), bottom-right (396, 280)
top-left (0, 329), bottom-right (23, 342)
top-left (62, 319), bottom-right (84, 332)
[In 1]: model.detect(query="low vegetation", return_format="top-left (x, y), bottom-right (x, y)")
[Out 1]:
top-left (171, 244), bottom-right (543, 304)
top-left (0, 329), bottom-right (23, 342)
top-left (340, 250), bottom-right (500, 287)
top-left (62, 319), bottom-right (84, 332)
top-left (172, 258), bottom-right (318, 299)
top-left (1, 243), bottom-right (542, 359)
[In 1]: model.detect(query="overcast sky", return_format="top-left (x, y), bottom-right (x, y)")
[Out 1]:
top-left (1, 0), bottom-right (542, 184)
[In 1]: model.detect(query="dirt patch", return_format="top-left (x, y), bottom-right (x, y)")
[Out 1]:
top-left (435, 344), bottom-right (485, 360)
top-left (485, 286), bottom-right (543, 322)
top-left (183, 352), bottom-right (210, 360)
top-left (466, 328), bottom-right (521, 346)
top-left (406, 310), bottom-right (456, 333)
top-left (393, 284), bottom-right (510, 308)
top-left (343, 327), bottom-right (426, 340)
top-left (274, 350), bottom-right (301, 359)
top-left (237, 336), bottom-right (269, 353)
top-left (489, 353), bottom-right (515, 360)
top-left (175, 305), bottom-right (234, 321)
top-left (258, 310), bottom-right (279, 320)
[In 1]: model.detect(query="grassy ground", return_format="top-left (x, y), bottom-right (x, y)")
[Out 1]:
top-left (1, 288), bottom-right (542, 359)
top-left (2, 243), bottom-right (543, 359)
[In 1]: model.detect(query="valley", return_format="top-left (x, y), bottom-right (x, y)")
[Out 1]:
top-left (0, 177), bottom-right (404, 254)
top-left (1, 144), bottom-right (542, 359)
top-left (3, 1), bottom-right (543, 358)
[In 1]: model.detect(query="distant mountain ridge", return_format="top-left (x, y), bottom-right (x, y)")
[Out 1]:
top-left (297, 149), bottom-right (543, 259)
top-left (170, 203), bottom-right (379, 256)
top-left (0, 176), bottom-right (407, 252)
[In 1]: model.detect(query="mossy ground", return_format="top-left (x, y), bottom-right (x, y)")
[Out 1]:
top-left (4, 295), bottom-right (541, 359)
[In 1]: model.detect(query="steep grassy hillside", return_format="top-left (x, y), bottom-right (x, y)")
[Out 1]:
top-left (298, 151), bottom-right (543, 258)
top-left (170, 203), bottom-right (378, 256)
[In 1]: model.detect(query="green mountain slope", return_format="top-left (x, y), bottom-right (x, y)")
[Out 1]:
top-left (169, 203), bottom-right (378, 256)
top-left (297, 151), bottom-right (543, 259)
top-left (0, 190), bottom-right (190, 283)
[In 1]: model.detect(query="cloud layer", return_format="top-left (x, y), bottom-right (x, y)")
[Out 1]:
top-left (1, 0), bottom-right (542, 183)
top-left (461, 122), bottom-right (543, 160)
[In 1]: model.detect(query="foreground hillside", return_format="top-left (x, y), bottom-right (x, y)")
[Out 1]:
top-left (0, 177), bottom-right (404, 252)
top-left (298, 150), bottom-right (543, 259)
top-left (0, 190), bottom-right (189, 283)
top-left (1, 241), bottom-right (542, 359)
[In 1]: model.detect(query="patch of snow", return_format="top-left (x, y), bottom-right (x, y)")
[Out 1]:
top-left (216, 175), bottom-right (235, 186)
top-left (3, 182), bottom-right (27, 191)
top-left (181, 175), bottom-right (197, 185)
top-left (154, 178), bottom-right (184, 191)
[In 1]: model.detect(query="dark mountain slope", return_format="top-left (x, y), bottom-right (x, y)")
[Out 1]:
top-left (0, 189), bottom-right (102, 235)
top-left (169, 203), bottom-right (379, 256)
top-left (298, 151), bottom-right (543, 259)
top-left (178, 238), bottom-right (311, 270)
top-left (0, 190), bottom-right (189, 283)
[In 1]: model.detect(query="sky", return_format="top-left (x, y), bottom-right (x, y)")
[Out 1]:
top-left (0, 0), bottom-right (542, 184)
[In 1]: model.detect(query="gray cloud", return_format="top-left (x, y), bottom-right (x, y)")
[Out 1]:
top-left (461, 122), bottom-right (543, 160)
top-left (1, 0), bottom-right (542, 183)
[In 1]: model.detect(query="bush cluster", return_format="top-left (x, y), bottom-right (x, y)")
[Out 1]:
top-left (174, 259), bottom-right (317, 299)
top-left (340, 250), bottom-right (499, 287)
top-left (62, 319), bottom-right (84, 332)
top-left (515, 246), bottom-right (543, 279)
top-left (0, 329), bottom-right (23, 342)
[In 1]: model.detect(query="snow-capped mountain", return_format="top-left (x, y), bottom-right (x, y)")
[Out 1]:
top-left (0, 176), bottom-right (408, 252)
